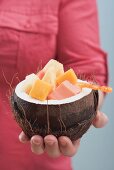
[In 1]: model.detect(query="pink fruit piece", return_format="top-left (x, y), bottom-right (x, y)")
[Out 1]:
top-left (48, 80), bottom-right (81, 100)
top-left (37, 70), bottom-right (45, 79)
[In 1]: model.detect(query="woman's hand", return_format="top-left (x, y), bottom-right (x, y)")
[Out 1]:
top-left (19, 111), bottom-right (108, 158)
top-left (19, 132), bottom-right (80, 157)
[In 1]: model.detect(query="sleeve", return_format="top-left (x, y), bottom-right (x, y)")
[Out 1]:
top-left (56, 0), bottom-right (108, 86)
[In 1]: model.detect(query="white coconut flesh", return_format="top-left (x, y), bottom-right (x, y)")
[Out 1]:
top-left (15, 79), bottom-right (92, 105)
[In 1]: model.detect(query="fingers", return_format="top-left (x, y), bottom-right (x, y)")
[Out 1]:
top-left (44, 135), bottom-right (61, 158)
top-left (31, 135), bottom-right (61, 157)
top-left (19, 132), bottom-right (80, 157)
top-left (58, 136), bottom-right (80, 157)
top-left (31, 135), bottom-right (44, 155)
top-left (19, 111), bottom-right (108, 158)
top-left (93, 111), bottom-right (108, 128)
top-left (19, 131), bottom-right (29, 143)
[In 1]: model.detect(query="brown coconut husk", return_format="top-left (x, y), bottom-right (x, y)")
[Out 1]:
top-left (10, 89), bottom-right (98, 141)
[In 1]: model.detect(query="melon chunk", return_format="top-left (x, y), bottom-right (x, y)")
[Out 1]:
top-left (29, 79), bottom-right (52, 101)
top-left (43, 59), bottom-right (64, 77)
top-left (24, 74), bottom-right (39, 93)
top-left (42, 67), bottom-right (56, 89)
top-left (56, 69), bottom-right (77, 86)
top-left (25, 73), bottom-right (38, 83)
top-left (48, 80), bottom-right (81, 100)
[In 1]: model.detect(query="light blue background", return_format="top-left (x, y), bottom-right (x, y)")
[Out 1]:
top-left (72, 0), bottom-right (114, 170)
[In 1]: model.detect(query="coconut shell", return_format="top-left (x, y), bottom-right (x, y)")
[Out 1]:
top-left (10, 90), bottom-right (98, 141)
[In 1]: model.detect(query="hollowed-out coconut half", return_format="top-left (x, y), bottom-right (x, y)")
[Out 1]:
top-left (11, 79), bottom-right (99, 141)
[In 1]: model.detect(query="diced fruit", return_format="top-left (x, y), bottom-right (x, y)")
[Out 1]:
top-left (37, 70), bottom-right (45, 79)
top-left (25, 85), bottom-right (32, 94)
top-left (24, 73), bottom-right (38, 92)
top-left (42, 67), bottom-right (56, 89)
top-left (29, 79), bottom-right (52, 101)
top-left (26, 73), bottom-right (38, 82)
top-left (25, 73), bottom-right (38, 88)
top-left (25, 61), bottom-right (79, 101)
top-left (56, 69), bottom-right (77, 86)
top-left (48, 80), bottom-right (81, 100)
top-left (43, 59), bottom-right (64, 77)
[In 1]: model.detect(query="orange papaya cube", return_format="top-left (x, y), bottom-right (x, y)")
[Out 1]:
top-left (29, 79), bottom-right (52, 101)
top-left (48, 80), bottom-right (81, 100)
top-left (56, 69), bottom-right (77, 86)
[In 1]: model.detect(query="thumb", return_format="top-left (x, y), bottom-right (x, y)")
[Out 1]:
top-left (93, 111), bottom-right (108, 128)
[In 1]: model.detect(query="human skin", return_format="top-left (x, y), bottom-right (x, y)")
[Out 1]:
top-left (19, 92), bottom-right (108, 158)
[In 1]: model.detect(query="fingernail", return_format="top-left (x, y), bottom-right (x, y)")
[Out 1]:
top-left (46, 140), bottom-right (55, 146)
top-left (60, 140), bottom-right (66, 146)
top-left (19, 133), bottom-right (27, 142)
top-left (32, 139), bottom-right (41, 145)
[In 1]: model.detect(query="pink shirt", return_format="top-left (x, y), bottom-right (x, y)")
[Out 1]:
top-left (0, 0), bottom-right (108, 170)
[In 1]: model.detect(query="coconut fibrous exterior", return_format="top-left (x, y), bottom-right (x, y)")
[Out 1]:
top-left (10, 79), bottom-right (99, 141)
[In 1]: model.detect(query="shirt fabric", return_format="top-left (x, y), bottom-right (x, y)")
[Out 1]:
top-left (0, 0), bottom-right (108, 170)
